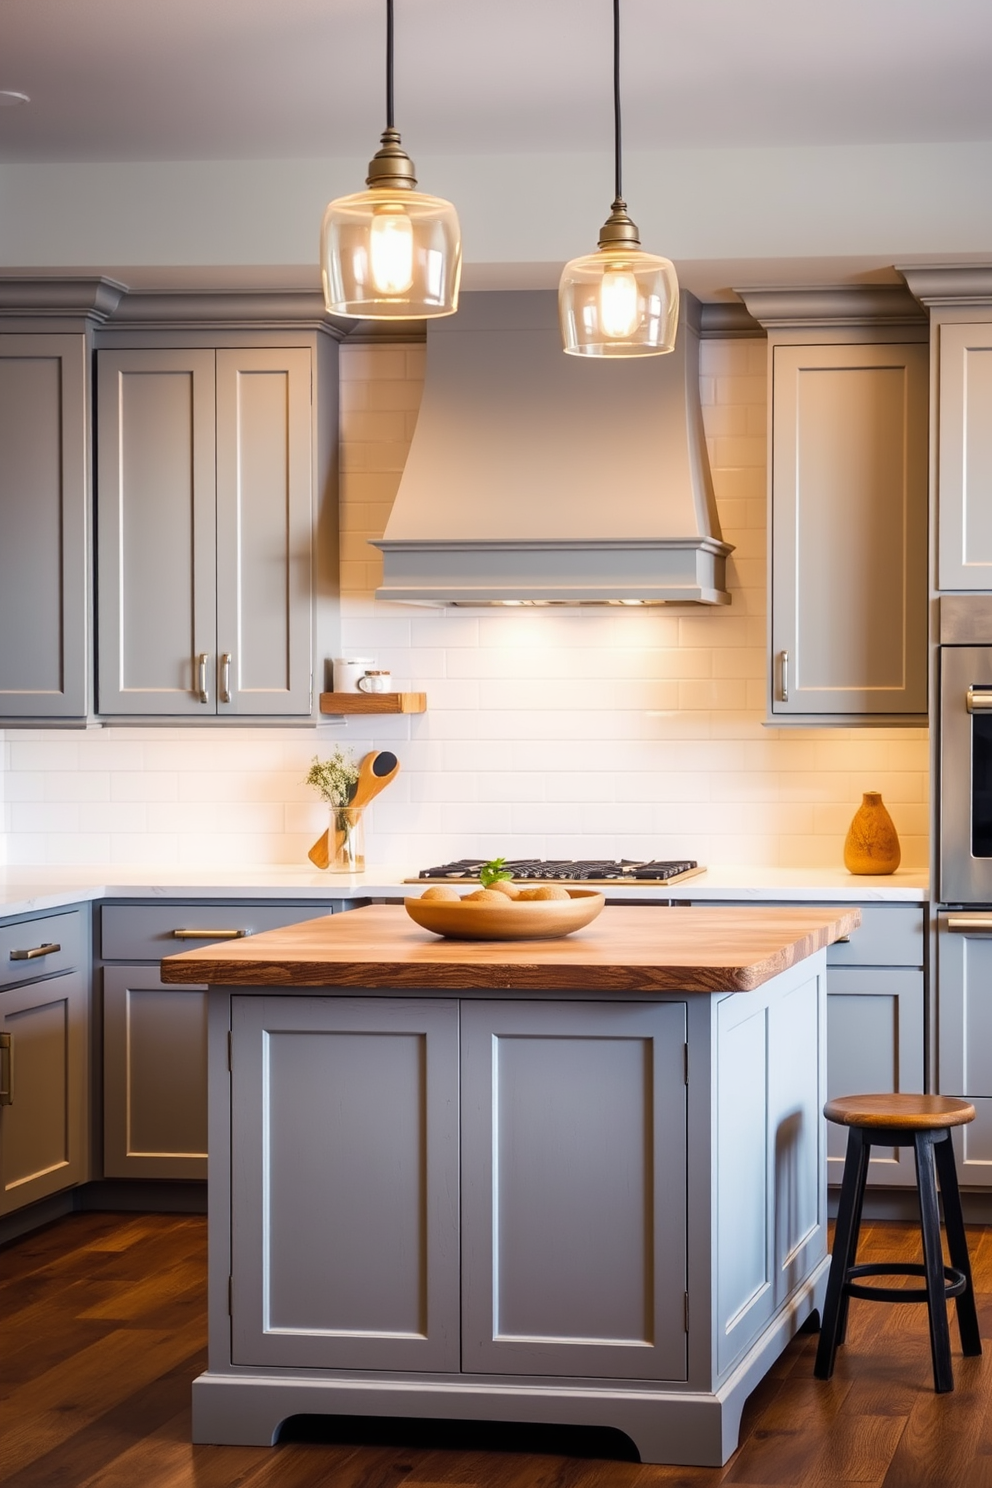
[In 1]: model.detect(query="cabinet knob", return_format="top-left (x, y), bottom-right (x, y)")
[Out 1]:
top-left (780, 650), bottom-right (789, 703)
top-left (197, 653), bottom-right (210, 704)
top-left (219, 652), bottom-right (232, 705)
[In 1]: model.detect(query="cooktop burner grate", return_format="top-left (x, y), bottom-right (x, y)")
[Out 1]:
top-left (411, 858), bottom-right (703, 884)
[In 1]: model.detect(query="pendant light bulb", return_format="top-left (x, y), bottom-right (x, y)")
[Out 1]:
top-left (558, 0), bottom-right (678, 357)
top-left (599, 263), bottom-right (639, 339)
top-left (369, 204), bottom-right (415, 295)
top-left (320, 1), bottom-right (461, 320)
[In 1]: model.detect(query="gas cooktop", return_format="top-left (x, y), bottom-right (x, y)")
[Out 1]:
top-left (408, 858), bottom-right (705, 886)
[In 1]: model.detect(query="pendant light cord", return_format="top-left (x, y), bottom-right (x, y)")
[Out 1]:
top-left (386, 0), bottom-right (395, 129)
top-left (613, 0), bottom-right (623, 207)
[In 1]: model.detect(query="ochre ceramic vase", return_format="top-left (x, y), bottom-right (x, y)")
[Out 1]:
top-left (843, 791), bottom-right (901, 875)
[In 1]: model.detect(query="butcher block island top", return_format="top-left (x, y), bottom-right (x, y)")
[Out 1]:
top-left (159, 902), bottom-right (860, 993)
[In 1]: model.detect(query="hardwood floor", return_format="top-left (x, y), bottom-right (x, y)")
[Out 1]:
top-left (4, 1211), bottom-right (992, 1487)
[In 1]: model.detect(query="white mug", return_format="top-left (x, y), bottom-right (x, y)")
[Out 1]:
top-left (357, 670), bottom-right (391, 694)
top-left (333, 657), bottom-right (374, 693)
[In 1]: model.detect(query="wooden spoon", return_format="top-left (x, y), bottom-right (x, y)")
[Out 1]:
top-left (307, 750), bottom-right (400, 869)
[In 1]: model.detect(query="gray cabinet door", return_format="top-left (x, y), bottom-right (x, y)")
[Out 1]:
top-left (0, 967), bottom-right (88, 1215)
top-left (96, 348), bottom-right (217, 715)
top-left (460, 999), bottom-right (688, 1381)
top-left (937, 322), bottom-right (992, 591)
top-left (103, 966), bottom-right (208, 1180)
top-left (215, 349), bottom-right (313, 716)
top-left (230, 995), bottom-right (460, 1371)
top-left (770, 341), bottom-right (928, 719)
top-left (0, 335), bottom-right (88, 720)
top-left (827, 967), bottom-right (924, 1187)
top-left (937, 916), bottom-right (992, 1185)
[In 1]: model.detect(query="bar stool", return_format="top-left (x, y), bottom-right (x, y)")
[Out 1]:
top-left (815, 1093), bottom-right (982, 1393)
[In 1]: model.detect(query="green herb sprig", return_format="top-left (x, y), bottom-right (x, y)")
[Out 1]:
top-left (479, 856), bottom-right (513, 888)
top-left (305, 749), bottom-right (360, 807)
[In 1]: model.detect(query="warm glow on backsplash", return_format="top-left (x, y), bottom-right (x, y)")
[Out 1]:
top-left (0, 337), bottom-right (928, 871)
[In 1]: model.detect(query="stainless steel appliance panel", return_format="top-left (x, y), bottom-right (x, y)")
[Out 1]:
top-left (939, 645), bottom-right (992, 903)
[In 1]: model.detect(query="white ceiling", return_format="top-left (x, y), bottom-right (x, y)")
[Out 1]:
top-left (0, 0), bottom-right (991, 164)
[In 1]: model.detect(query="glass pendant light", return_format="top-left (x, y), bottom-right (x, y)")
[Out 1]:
top-left (321, 0), bottom-right (461, 319)
top-left (559, 0), bottom-right (678, 357)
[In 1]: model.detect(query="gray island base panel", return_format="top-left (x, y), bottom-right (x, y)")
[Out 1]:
top-left (190, 949), bottom-right (832, 1467)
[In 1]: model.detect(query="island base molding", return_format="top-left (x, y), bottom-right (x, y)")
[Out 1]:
top-left (191, 1260), bottom-right (829, 1469)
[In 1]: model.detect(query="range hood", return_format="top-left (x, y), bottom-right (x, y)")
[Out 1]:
top-left (372, 289), bottom-right (732, 605)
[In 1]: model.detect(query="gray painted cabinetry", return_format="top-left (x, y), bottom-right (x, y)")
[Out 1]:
top-left (96, 345), bottom-right (317, 718)
top-left (0, 909), bottom-right (90, 1216)
top-left (0, 334), bottom-right (90, 720)
top-left (100, 901), bottom-right (346, 1180)
top-left (199, 953), bottom-right (829, 1468)
top-left (738, 287), bottom-right (929, 722)
top-left (688, 899), bottom-right (925, 1186)
top-left (937, 916), bottom-right (992, 1185)
top-left (824, 905), bottom-right (925, 1186)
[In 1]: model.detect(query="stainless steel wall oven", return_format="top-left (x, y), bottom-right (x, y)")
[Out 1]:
top-left (939, 640), bottom-right (992, 904)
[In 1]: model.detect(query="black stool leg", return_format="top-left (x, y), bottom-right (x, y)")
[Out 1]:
top-left (815, 1125), bottom-right (870, 1380)
top-left (915, 1131), bottom-right (955, 1393)
top-left (836, 1131), bottom-right (871, 1348)
top-left (934, 1130), bottom-right (982, 1358)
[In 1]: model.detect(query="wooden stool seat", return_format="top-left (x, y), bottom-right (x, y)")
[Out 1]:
top-left (823, 1093), bottom-right (976, 1130)
top-left (815, 1092), bottom-right (982, 1393)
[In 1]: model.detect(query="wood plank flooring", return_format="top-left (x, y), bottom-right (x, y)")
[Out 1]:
top-left (4, 1211), bottom-right (992, 1487)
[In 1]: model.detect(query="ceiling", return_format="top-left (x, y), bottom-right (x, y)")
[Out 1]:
top-left (0, 0), bottom-right (991, 165)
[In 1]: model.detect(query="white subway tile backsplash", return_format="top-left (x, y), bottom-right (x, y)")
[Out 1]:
top-left (0, 337), bottom-right (930, 873)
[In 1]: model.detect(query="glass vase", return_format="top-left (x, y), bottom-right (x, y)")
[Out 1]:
top-left (328, 806), bottom-right (366, 873)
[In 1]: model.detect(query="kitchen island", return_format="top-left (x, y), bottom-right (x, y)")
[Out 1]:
top-left (161, 902), bottom-right (859, 1468)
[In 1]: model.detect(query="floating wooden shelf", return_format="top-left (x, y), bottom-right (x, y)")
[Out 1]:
top-left (319, 691), bottom-right (427, 715)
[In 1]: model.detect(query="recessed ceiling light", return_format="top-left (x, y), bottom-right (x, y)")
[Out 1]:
top-left (0, 90), bottom-right (29, 107)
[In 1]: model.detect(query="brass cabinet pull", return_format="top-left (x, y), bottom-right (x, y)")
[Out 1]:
top-left (0, 1032), bottom-right (11, 1106)
top-left (172, 928), bottom-right (249, 940)
top-left (219, 652), bottom-right (232, 704)
top-left (197, 653), bottom-right (210, 704)
top-left (9, 941), bottom-right (61, 961)
top-left (780, 650), bottom-right (789, 703)
top-left (947, 915), bottom-right (992, 934)
top-left (966, 688), bottom-right (992, 713)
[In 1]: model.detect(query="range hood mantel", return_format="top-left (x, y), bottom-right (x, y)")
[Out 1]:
top-left (372, 290), bottom-right (733, 606)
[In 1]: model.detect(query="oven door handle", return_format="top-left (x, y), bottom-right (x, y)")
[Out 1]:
top-left (966, 688), bottom-right (992, 713)
top-left (947, 914), bottom-right (992, 934)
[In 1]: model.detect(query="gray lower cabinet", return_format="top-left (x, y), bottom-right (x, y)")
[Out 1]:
top-left (96, 344), bottom-right (316, 719)
top-left (824, 905), bottom-right (925, 1187)
top-left (101, 901), bottom-right (345, 1180)
top-left (102, 968), bottom-right (208, 1179)
top-left (0, 333), bottom-right (89, 721)
top-left (937, 914), bottom-right (992, 1185)
top-left (0, 909), bottom-right (89, 1216)
top-left (460, 999), bottom-right (688, 1380)
top-left (690, 900), bottom-right (925, 1186)
top-left (229, 994), bottom-right (688, 1379)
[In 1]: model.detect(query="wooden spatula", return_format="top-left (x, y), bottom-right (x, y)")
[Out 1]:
top-left (307, 750), bottom-right (400, 868)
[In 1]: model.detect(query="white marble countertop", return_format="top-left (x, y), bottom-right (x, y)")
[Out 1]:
top-left (0, 863), bottom-right (929, 920)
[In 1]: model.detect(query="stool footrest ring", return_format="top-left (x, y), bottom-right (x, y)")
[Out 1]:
top-left (845, 1260), bottom-right (967, 1305)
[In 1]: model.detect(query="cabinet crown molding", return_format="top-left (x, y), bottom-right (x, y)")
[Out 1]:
top-left (735, 284), bottom-right (926, 332)
top-left (898, 264), bottom-right (992, 307)
top-left (0, 275), bottom-right (126, 322)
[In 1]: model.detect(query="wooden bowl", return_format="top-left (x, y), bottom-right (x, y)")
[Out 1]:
top-left (404, 888), bottom-right (605, 941)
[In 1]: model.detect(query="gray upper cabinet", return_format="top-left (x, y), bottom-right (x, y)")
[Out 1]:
top-left (935, 322), bottom-right (992, 591)
top-left (97, 344), bottom-right (315, 718)
top-left (738, 287), bottom-right (929, 723)
top-left (0, 334), bottom-right (89, 720)
top-left (899, 267), bottom-right (992, 593)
